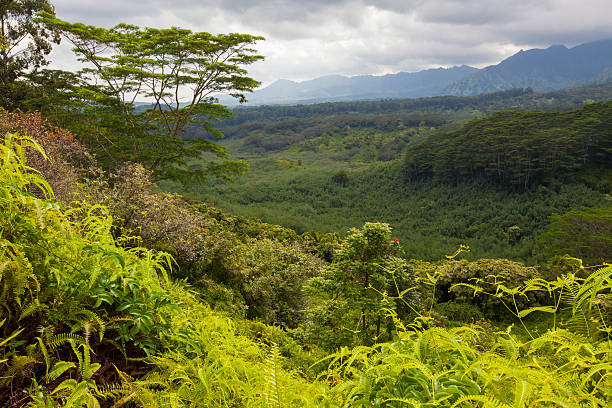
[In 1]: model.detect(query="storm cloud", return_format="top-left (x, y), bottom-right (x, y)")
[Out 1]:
top-left (50, 0), bottom-right (612, 86)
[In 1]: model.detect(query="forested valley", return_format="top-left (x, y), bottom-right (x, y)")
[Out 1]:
top-left (0, 1), bottom-right (611, 407)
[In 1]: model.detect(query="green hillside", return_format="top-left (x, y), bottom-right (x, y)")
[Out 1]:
top-left (2, 125), bottom-right (611, 406)
top-left (171, 98), bottom-right (612, 264)
top-left (405, 102), bottom-right (612, 189)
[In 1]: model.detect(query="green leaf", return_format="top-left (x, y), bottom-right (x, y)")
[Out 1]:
top-left (47, 361), bottom-right (76, 382)
top-left (517, 306), bottom-right (557, 318)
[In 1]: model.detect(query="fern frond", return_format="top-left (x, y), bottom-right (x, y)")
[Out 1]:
top-left (490, 336), bottom-right (518, 361)
top-left (1, 354), bottom-right (37, 385)
top-left (36, 336), bottom-right (51, 377)
top-left (0, 327), bottom-right (23, 348)
top-left (265, 342), bottom-right (282, 408)
top-left (67, 308), bottom-right (106, 341)
top-left (558, 276), bottom-right (594, 339)
top-left (513, 380), bottom-right (532, 408)
top-left (577, 265), bottom-right (612, 313)
top-left (46, 332), bottom-right (86, 351)
top-left (110, 365), bottom-right (160, 407)
top-left (581, 362), bottom-right (612, 387)
top-left (451, 394), bottom-right (513, 408)
top-left (18, 298), bottom-right (43, 321)
top-left (96, 381), bottom-right (134, 402)
top-left (46, 360), bottom-right (76, 382)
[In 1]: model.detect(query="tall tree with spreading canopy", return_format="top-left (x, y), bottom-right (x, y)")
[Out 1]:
top-left (41, 14), bottom-right (264, 183)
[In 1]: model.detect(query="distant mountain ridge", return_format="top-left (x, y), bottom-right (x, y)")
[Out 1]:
top-left (226, 38), bottom-right (612, 106)
top-left (445, 38), bottom-right (612, 96)
top-left (224, 65), bottom-right (478, 105)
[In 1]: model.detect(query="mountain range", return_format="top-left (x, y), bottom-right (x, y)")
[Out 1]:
top-left (228, 38), bottom-right (612, 106)
top-left (445, 38), bottom-right (612, 96)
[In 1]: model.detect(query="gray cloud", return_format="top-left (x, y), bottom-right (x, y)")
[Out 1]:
top-left (50, 0), bottom-right (612, 86)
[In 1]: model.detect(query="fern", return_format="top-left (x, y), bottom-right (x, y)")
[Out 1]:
top-left (577, 265), bottom-right (612, 313)
top-left (558, 274), bottom-right (595, 339)
top-left (1, 354), bottom-right (37, 386)
top-left (18, 298), bottom-right (43, 321)
top-left (45, 332), bottom-right (86, 352)
top-left (265, 342), bottom-right (282, 408)
top-left (490, 336), bottom-right (519, 361)
top-left (46, 360), bottom-right (76, 382)
top-left (451, 394), bottom-right (513, 408)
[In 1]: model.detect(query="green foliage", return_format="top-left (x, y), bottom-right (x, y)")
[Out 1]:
top-left (1, 131), bottom-right (329, 406)
top-left (434, 301), bottom-right (484, 324)
top-left (70, 160), bottom-right (319, 327)
top-left (434, 259), bottom-right (541, 319)
top-left (198, 112), bottom-right (448, 162)
top-left (405, 102), bottom-right (612, 189)
top-left (223, 238), bottom-right (323, 328)
top-left (0, 133), bottom-right (177, 356)
top-left (0, 1), bottom-right (60, 89)
top-left (331, 170), bottom-right (349, 186)
top-left (182, 156), bottom-right (607, 262)
top-left (168, 89), bottom-right (612, 264)
top-left (0, 109), bottom-right (94, 201)
top-left (539, 205), bottom-right (612, 265)
top-left (316, 263), bottom-right (612, 407)
top-left (2, 112), bottom-right (612, 407)
top-left (302, 223), bottom-right (419, 349)
top-left (265, 342), bottom-right (282, 408)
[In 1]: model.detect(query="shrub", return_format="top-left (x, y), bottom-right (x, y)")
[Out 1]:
top-left (435, 258), bottom-right (541, 319)
top-left (301, 223), bottom-right (419, 349)
top-left (0, 133), bottom-right (323, 407)
top-left (0, 109), bottom-right (94, 201)
top-left (224, 238), bottom-right (324, 328)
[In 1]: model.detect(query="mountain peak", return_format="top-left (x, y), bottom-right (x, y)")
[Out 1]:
top-left (444, 38), bottom-right (612, 96)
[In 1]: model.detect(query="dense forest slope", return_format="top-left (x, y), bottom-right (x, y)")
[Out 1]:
top-left (405, 102), bottom-right (612, 189)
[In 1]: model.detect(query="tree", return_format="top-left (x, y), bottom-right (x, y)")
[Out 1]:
top-left (302, 223), bottom-right (415, 349)
top-left (41, 15), bottom-right (264, 183)
top-left (0, 0), bottom-right (59, 108)
top-left (0, 0), bottom-right (59, 84)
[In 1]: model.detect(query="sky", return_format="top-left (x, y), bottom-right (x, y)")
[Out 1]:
top-left (50, 0), bottom-right (612, 88)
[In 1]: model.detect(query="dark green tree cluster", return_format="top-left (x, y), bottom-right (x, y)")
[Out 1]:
top-left (34, 15), bottom-right (263, 183)
top-left (301, 223), bottom-right (418, 349)
top-left (539, 206), bottom-right (612, 265)
top-left (404, 102), bottom-right (612, 189)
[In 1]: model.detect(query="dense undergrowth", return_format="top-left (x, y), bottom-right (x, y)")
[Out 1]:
top-left (176, 160), bottom-right (608, 263)
top-left (1, 111), bottom-right (611, 406)
top-left (174, 101), bottom-right (611, 264)
top-left (0, 132), bottom-right (323, 406)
